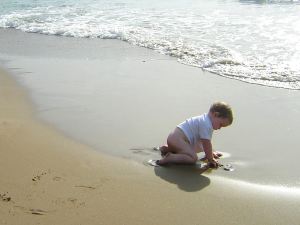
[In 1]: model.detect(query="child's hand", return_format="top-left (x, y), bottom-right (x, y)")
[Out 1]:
top-left (208, 158), bottom-right (219, 168)
top-left (213, 151), bottom-right (223, 159)
top-left (200, 151), bottom-right (222, 161)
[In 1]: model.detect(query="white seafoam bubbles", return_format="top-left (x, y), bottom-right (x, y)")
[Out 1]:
top-left (1, 0), bottom-right (300, 89)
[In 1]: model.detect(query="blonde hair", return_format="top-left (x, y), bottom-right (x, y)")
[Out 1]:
top-left (209, 102), bottom-right (233, 125)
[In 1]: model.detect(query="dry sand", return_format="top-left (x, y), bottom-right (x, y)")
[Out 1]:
top-left (1, 65), bottom-right (300, 225)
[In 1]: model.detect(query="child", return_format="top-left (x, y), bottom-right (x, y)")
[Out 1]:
top-left (157, 102), bottom-right (233, 168)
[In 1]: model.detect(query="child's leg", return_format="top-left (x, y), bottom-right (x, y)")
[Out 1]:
top-left (158, 152), bottom-right (196, 164)
top-left (159, 144), bottom-right (179, 156)
top-left (158, 128), bottom-right (197, 165)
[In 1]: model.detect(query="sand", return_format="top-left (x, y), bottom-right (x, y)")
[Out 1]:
top-left (1, 29), bottom-right (300, 225)
top-left (2, 28), bottom-right (300, 186)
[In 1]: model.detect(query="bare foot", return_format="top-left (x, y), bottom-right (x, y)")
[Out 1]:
top-left (159, 145), bottom-right (169, 157)
top-left (157, 152), bottom-right (171, 166)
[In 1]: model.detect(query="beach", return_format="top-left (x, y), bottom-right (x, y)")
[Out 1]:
top-left (1, 28), bottom-right (300, 225)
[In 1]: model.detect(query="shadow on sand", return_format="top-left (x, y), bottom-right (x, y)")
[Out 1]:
top-left (154, 165), bottom-right (211, 192)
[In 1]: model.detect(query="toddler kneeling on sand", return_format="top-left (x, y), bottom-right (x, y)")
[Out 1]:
top-left (157, 102), bottom-right (233, 168)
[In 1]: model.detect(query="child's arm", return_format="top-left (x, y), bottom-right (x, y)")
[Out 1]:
top-left (201, 139), bottom-right (219, 168)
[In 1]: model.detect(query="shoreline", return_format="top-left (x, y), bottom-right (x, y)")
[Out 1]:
top-left (1, 28), bottom-right (300, 187)
top-left (1, 47), bottom-right (300, 225)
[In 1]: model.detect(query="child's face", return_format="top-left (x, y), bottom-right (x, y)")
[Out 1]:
top-left (211, 114), bottom-right (231, 130)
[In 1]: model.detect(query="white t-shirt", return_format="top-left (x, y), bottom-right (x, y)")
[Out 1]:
top-left (177, 113), bottom-right (213, 146)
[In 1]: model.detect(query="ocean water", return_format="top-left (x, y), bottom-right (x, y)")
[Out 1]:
top-left (1, 0), bottom-right (300, 89)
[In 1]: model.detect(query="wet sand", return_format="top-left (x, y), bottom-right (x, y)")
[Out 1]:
top-left (1, 29), bottom-right (300, 186)
top-left (1, 29), bottom-right (300, 225)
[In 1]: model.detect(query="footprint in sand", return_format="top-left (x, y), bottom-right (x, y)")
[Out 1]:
top-left (14, 206), bottom-right (51, 215)
top-left (52, 176), bottom-right (64, 181)
top-left (32, 170), bottom-right (66, 182)
top-left (0, 192), bottom-right (11, 202)
top-left (32, 171), bottom-right (48, 182)
top-left (52, 197), bottom-right (85, 208)
top-left (74, 185), bottom-right (96, 190)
